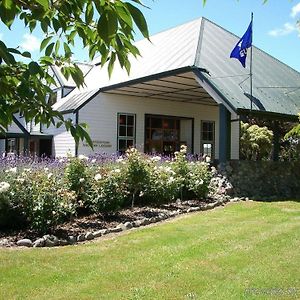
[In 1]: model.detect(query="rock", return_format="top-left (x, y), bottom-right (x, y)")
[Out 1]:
top-left (77, 234), bottom-right (86, 242)
top-left (0, 239), bottom-right (9, 247)
top-left (118, 222), bottom-right (133, 231)
top-left (17, 239), bottom-right (33, 247)
top-left (33, 238), bottom-right (45, 248)
top-left (58, 239), bottom-right (69, 246)
top-left (68, 236), bottom-right (77, 244)
top-left (109, 227), bottom-right (122, 233)
top-left (187, 207), bottom-right (201, 213)
top-left (85, 232), bottom-right (94, 240)
top-left (133, 220), bottom-right (143, 227)
top-left (43, 234), bottom-right (59, 247)
top-left (93, 229), bottom-right (108, 238)
top-left (139, 218), bottom-right (150, 226)
top-left (43, 235), bottom-right (59, 247)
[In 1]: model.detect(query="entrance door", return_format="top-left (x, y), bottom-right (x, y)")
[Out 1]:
top-left (39, 139), bottom-right (52, 157)
top-left (145, 115), bottom-right (184, 155)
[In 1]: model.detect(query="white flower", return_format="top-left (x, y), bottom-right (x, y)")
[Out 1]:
top-left (16, 177), bottom-right (25, 184)
top-left (79, 178), bottom-right (85, 183)
top-left (47, 173), bottom-right (53, 179)
top-left (23, 168), bottom-right (31, 172)
top-left (151, 156), bottom-right (161, 162)
top-left (114, 169), bottom-right (121, 173)
top-left (205, 156), bottom-right (211, 163)
top-left (6, 167), bottom-right (17, 174)
top-left (59, 158), bottom-right (64, 163)
top-left (139, 191), bottom-right (144, 197)
top-left (91, 159), bottom-right (96, 163)
top-left (116, 158), bottom-right (124, 163)
top-left (94, 173), bottom-right (102, 181)
top-left (44, 167), bottom-right (49, 172)
top-left (195, 179), bottom-right (204, 185)
top-left (78, 154), bottom-right (89, 161)
top-left (180, 144), bottom-right (187, 153)
top-left (0, 182), bottom-right (10, 193)
top-left (168, 177), bottom-right (175, 184)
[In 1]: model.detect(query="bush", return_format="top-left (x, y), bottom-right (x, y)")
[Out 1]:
top-left (89, 165), bottom-right (129, 213)
top-left (0, 167), bottom-right (77, 233)
top-left (240, 122), bottom-right (273, 160)
top-left (143, 163), bottom-right (180, 205)
top-left (0, 150), bottom-right (216, 232)
top-left (28, 171), bottom-right (77, 233)
top-left (125, 148), bottom-right (151, 207)
top-left (64, 155), bottom-right (93, 212)
top-left (187, 162), bottom-right (212, 199)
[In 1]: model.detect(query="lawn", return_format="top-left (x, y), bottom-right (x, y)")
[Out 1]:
top-left (0, 201), bottom-right (299, 300)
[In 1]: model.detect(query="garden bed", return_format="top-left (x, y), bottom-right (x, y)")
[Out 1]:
top-left (0, 197), bottom-right (236, 248)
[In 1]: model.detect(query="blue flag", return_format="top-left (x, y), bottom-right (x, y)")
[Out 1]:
top-left (230, 20), bottom-right (252, 68)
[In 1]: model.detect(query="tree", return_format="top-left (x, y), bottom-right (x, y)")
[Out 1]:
top-left (0, 0), bottom-right (149, 147)
top-left (285, 113), bottom-right (300, 139)
top-left (240, 122), bottom-right (273, 160)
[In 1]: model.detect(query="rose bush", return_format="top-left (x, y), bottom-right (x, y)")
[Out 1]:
top-left (0, 149), bottom-right (214, 231)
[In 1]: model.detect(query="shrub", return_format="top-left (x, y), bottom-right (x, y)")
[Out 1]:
top-left (240, 122), bottom-right (273, 160)
top-left (125, 148), bottom-right (151, 207)
top-left (89, 165), bottom-right (129, 213)
top-left (0, 168), bottom-right (33, 229)
top-left (64, 155), bottom-right (93, 212)
top-left (0, 167), bottom-right (77, 233)
top-left (187, 162), bottom-right (212, 199)
top-left (143, 163), bottom-right (180, 205)
top-left (27, 171), bottom-right (77, 233)
top-left (173, 145), bottom-right (190, 199)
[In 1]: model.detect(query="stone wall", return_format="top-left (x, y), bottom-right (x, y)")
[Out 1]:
top-left (219, 161), bottom-right (300, 200)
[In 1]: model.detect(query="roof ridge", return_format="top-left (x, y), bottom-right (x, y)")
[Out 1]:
top-left (199, 18), bottom-right (300, 76)
top-left (193, 17), bottom-right (205, 67)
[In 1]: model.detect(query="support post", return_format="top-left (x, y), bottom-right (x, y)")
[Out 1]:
top-left (219, 104), bottom-right (231, 163)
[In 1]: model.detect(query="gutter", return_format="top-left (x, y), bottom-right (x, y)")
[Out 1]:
top-left (237, 108), bottom-right (299, 122)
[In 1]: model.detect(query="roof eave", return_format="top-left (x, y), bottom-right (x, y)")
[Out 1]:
top-left (237, 108), bottom-right (299, 122)
top-left (73, 66), bottom-right (209, 113)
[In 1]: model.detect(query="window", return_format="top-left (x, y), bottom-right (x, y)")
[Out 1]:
top-left (7, 138), bottom-right (16, 153)
top-left (145, 115), bottom-right (183, 155)
top-left (201, 121), bottom-right (215, 158)
top-left (117, 113), bottom-right (136, 153)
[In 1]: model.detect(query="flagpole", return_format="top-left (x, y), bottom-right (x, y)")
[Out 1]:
top-left (250, 12), bottom-right (254, 111)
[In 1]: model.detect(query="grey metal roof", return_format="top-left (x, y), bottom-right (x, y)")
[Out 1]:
top-left (52, 62), bottom-right (94, 88)
top-left (197, 18), bottom-right (300, 116)
top-left (52, 89), bottom-right (98, 112)
top-left (53, 17), bottom-right (300, 117)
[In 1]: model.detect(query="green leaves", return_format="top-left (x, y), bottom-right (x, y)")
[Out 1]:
top-left (125, 2), bottom-right (149, 38)
top-left (97, 8), bottom-right (118, 43)
top-left (40, 36), bottom-right (53, 52)
top-left (0, 0), bottom-right (151, 150)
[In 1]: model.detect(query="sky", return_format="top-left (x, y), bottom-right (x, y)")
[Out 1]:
top-left (0, 0), bottom-right (300, 71)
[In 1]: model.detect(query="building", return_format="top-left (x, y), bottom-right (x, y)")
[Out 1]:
top-left (2, 18), bottom-right (300, 161)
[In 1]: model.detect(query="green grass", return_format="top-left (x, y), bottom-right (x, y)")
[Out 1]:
top-left (0, 201), bottom-right (299, 300)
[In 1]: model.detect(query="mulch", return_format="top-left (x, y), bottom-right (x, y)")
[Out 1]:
top-left (0, 199), bottom-right (210, 246)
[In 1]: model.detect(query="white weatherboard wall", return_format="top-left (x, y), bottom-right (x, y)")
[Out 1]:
top-left (78, 93), bottom-right (221, 158)
top-left (43, 113), bottom-right (76, 157)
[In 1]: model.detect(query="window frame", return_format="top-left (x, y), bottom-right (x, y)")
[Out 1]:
top-left (117, 113), bottom-right (136, 153)
top-left (201, 120), bottom-right (215, 159)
